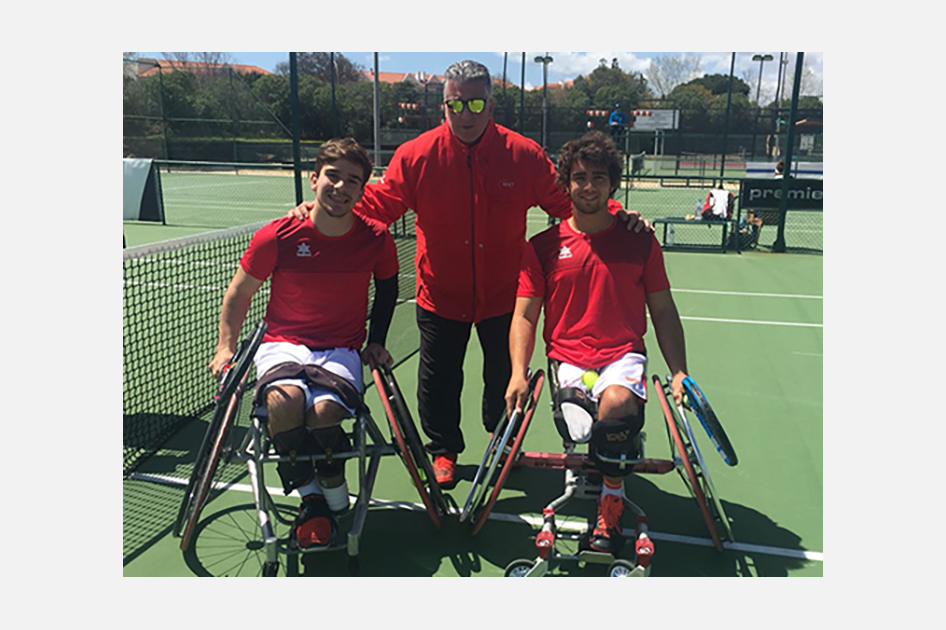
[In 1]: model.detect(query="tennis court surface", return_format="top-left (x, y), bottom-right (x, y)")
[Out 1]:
top-left (123, 209), bottom-right (822, 577)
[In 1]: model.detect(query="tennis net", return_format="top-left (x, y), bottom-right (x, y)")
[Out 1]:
top-left (123, 214), bottom-right (418, 477)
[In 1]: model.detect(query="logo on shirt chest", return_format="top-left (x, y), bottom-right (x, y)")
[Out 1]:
top-left (558, 245), bottom-right (573, 260)
top-left (296, 242), bottom-right (313, 257)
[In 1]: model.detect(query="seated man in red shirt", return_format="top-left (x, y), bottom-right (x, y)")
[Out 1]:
top-left (209, 138), bottom-right (399, 549)
top-left (505, 131), bottom-right (688, 554)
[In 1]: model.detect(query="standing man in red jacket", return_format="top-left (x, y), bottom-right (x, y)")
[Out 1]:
top-left (291, 60), bottom-right (649, 488)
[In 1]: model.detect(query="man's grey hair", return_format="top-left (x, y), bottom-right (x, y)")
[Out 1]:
top-left (444, 60), bottom-right (492, 99)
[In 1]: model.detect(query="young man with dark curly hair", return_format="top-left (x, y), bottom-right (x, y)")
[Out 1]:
top-left (505, 131), bottom-right (688, 553)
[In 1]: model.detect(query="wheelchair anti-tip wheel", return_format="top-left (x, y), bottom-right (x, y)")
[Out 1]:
top-left (682, 376), bottom-right (738, 466)
top-left (652, 374), bottom-right (732, 552)
top-left (174, 320), bottom-right (267, 552)
top-left (608, 559), bottom-right (639, 577)
top-left (371, 361), bottom-right (450, 528)
top-left (504, 559), bottom-right (537, 577)
top-left (461, 369), bottom-right (544, 535)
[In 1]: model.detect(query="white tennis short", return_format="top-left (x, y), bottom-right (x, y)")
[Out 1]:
top-left (556, 352), bottom-right (648, 403)
top-left (254, 342), bottom-right (363, 415)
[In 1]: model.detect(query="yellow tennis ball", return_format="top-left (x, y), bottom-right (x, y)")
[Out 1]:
top-left (581, 370), bottom-right (598, 390)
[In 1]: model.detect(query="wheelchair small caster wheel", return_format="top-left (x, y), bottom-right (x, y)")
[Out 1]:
top-left (608, 559), bottom-right (636, 577)
top-left (348, 556), bottom-right (360, 576)
top-left (262, 561), bottom-right (279, 577)
top-left (504, 559), bottom-right (536, 577)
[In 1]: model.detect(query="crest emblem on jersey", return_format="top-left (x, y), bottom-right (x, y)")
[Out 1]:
top-left (296, 242), bottom-right (312, 257)
top-left (558, 245), bottom-right (572, 260)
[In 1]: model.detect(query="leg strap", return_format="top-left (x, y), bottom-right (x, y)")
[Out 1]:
top-left (590, 414), bottom-right (644, 477)
top-left (272, 426), bottom-right (315, 495)
top-left (308, 425), bottom-right (352, 480)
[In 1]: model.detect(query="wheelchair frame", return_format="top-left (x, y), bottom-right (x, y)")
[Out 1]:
top-left (463, 359), bottom-right (737, 577)
top-left (172, 322), bottom-right (449, 576)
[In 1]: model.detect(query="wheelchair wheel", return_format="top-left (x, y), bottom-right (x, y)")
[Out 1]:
top-left (651, 375), bottom-right (725, 552)
top-left (608, 559), bottom-right (637, 577)
top-left (466, 370), bottom-right (544, 535)
top-left (676, 400), bottom-right (736, 547)
top-left (183, 502), bottom-right (295, 577)
top-left (371, 363), bottom-right (448, 528)
top-left (504, 559), bottom-right (536, 577)
top-left (682, 376), bottom-right (738, 466)
top-left (174, 321), bottom-right (267, 552)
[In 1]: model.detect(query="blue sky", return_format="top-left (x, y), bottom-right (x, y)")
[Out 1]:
top-left (134, 52), bottom-right (823, 102)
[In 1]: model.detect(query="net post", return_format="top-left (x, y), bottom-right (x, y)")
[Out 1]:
top-left (290, 53), bottom-right (304, 205)
top-left (773, 53), bottom-right (805, 253)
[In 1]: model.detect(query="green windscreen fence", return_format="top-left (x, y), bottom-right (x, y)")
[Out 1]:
top-left (123, 158), bottom-right (166, 223)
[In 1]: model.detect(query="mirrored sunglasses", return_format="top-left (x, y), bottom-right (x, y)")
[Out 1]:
top-left (444, 98), bottom-right (487, 114)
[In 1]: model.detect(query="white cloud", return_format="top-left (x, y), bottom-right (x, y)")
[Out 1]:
top-left (491, 51), bottom-right (822, 99)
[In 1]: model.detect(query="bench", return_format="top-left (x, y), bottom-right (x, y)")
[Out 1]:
top-left (652, 217), bottom-right (737, 252)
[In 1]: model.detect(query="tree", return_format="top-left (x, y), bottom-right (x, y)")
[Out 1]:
top-left (686, 73), bottom-right (751, 97)
top-left (667, 84), bottom-right (713, 132)
top-left (708, 92), bottom-right (753, 133)
top-left (645, 54), bottom-right (702, 99)
top-left (275, 52), bottom-right (365, 84)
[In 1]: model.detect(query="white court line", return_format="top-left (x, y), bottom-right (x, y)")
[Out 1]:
top-left (121, 290), bottom-right (817, 328)
top-left (161, 179), bottom-right (269, 192)
top-left (678, 316), bottom-right (822, 328)
top-left (130, 472), bottom-right (822, 562)
top-left (674, 288), bottom-right (822, 300)
top-left (364, 300), bottom-right (822, 329)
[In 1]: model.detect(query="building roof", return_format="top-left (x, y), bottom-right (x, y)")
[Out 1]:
top-left (362, 70), bottom-right (444, 86)
top-left (362, 70), bottom-right (519, 90)
top-left (136, 58), bottom-right (271, 77)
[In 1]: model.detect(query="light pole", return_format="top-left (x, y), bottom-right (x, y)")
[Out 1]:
top-left (534, 53), bottom-right (553, 152)
top-left (751, 54), bottom-right (773, 159)
top-left (752, 54), bottom-right (773, 108)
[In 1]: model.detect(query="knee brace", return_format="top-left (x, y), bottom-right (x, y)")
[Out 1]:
top-left (552, 387), bottom-right (597, 444)
top-left (308, 425), bottom-right (352, 480)
top-left (272, 426), bottom-right (315, 495)
top-left (590, 414), bottom-right (644, 477)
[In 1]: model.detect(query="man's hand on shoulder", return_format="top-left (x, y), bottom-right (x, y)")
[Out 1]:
top-left (287, 200), bottom-right (316, 221)
top-left (615, 207), bottom-right (654, 233)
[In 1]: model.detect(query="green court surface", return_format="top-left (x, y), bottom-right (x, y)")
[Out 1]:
top-left (123, 211), bottom-right (822, 577)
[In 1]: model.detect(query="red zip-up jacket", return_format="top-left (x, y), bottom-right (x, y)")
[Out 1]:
top-left (355, 119), bottom-right (580, 323)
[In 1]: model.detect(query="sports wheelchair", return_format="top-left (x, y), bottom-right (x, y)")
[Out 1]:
top-left (460, 360), bottom-right (738, 577)
top-left (172, 320), bottom-right (450, 576)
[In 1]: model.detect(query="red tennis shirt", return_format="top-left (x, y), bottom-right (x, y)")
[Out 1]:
top-left (518, 217), bottom-right (670, 368)
top-left (240, 215), bottom-right (398, 349)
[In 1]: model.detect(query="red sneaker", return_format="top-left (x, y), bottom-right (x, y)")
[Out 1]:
top-left (587, 493), bottom-right (625, 554)
top-left (432, 453), bottom-right (458, 489)
top-left (291, 495), bottom-right (336, 549)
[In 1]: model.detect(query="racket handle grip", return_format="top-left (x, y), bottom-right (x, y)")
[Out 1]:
top-left (213, 363), bottom-right (231, 401)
